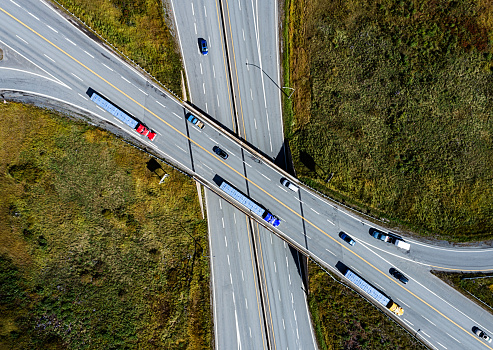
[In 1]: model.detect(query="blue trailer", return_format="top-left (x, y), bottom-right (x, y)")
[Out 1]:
top-left (219, 181), bottom-right (280, 227)
top-left (90, 92), bottom-right (138, 129)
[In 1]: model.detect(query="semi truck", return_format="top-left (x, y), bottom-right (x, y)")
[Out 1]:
top-left (371, 230), bottom-right (410, 251)
top-left (219, 181), bottom-right (280, 227)
top-left (87, 88), bottom-right (156, 141)
top-left (344, 268), bottom-right (404, 316)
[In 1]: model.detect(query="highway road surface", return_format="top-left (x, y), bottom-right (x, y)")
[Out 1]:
top-left (1, 1), bottom-right (493, 349)
top-left (170, 0), bottom-right (316, 348)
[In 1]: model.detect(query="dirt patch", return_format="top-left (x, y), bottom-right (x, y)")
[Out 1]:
top-left (0, 48), bottom-right (3, 60)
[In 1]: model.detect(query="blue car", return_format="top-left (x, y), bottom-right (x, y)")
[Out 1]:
top-left (198, 38), bottom-right (208, 55)
top-left (339, 231), bottom-right (355, 246)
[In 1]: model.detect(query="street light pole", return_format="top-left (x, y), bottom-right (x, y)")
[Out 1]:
top-left (246, 62), bottom-right (295, 99)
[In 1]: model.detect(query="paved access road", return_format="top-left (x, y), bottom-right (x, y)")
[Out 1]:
top-left (1, 1), bottom-right (493, 349)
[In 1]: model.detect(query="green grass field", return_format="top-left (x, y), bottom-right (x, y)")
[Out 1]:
top-left (285, 0), bottom-right (493, 241)
top-left (0, 103), bottom-right (211, 349)
top-left (54, 0), bottom-right (182, 94)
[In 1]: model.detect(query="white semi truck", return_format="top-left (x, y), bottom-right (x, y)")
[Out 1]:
top-left (344, 269), bottom-right (404, 316)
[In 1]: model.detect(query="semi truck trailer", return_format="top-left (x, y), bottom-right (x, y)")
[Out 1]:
top-left (344, 268), bottom-right (404, 316)
top-left (87, 88), bottom-right (156, 141)
top-left (219, 181), bottom-right (280, 227)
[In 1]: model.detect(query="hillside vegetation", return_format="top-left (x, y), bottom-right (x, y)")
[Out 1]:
top-left (286, 0), bottom-right (493, 241)
top-left (55, 0), bottom-right (182, 94)
top-left (0, 103), bottom-right (211, 349)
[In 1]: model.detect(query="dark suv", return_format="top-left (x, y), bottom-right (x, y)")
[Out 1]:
top-left (339, 232), bottom-right (355, 246)
top-left (213, 146), bottom-right (228, 159)
top-left (389, 268), bottom-right (409, 284)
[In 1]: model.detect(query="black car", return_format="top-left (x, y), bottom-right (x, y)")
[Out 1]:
top-left (389, 268), bottom-right (409, 284)
top-left (213, 146), bottom-right (228, 159)
top-left (339, 231), bottom-right (355, 246)
top-left (473, 326), bottom-right (492, 343)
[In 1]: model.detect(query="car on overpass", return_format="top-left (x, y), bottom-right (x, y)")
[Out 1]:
top-left (280, 178), bottom-right (299, 192)
top-left (473, 326), bottom-right (492, 343)
top-left (213, 146), bottom-right (228, 159)
top-left (339, 232), bottom-right (355, 246)
top-left (389, 268), bottom-right (409, 284)
top-left (186, 113), bottom-right (204, 129)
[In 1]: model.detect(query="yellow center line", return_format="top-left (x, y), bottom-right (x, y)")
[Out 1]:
top-left (220, 1), bottom-right (279, 346)
top-left (2, 7), bottom-right (492, 349)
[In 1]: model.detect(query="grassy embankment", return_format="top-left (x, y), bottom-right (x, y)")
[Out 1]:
top-left (286, 0), bottom-right (493, 242)
top-left (432, 271), bottom-right (493, 313)
top-left (54, 0), bottom-right (182, 94)
top-left (284, 0), bottom-right (491, 348)
top-left (0, 103), bottom-right (211, 349)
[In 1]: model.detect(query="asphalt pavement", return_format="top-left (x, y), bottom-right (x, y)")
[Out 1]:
top-left (1, 1), bottom-right (493, 349)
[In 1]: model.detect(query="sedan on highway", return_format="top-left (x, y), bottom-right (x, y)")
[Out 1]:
top-left (339, 232), bottom-right (355, 246)
top-left (186, 113), bottom-right (205, 129)
top-left (280, 178), bottom-right (299, 192)
top-left (213, 146), bottom-right (228, 159)
top-left (198, 38), bottom-right (208, 55)
top-left (389, 267), bottom-right (409, 284)
top-left (473, 326), bottom-right (492, 343)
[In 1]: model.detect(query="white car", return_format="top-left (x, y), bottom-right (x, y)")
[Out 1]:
top-left (280, 178), bottom-right (299, 192)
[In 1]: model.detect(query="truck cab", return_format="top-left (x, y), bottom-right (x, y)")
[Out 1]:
top-left (136, 124), bottom-right (157, 141)
top-left (387, 301), bottom-right (404, 316)
top-left (263, 212), bottom-right (280, 227)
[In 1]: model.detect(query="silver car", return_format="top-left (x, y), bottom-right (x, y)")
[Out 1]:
top-left (280, 178), bottom-right (299, 192)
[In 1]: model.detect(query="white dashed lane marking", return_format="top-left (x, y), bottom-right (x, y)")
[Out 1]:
top-left (43, 54), bottom-right (55, 63)
top-left (102, 63), bottom-right (113, 71)
top-left (71, 73), bottom-right (83, 81)
top-left (28, 12), bottom-right (39, 20)
top-left (310, 208), bottom-right (320, 215)
top-left (47, 25), bottom-right (58, 33)
top-left (15, 35), bottom-right (28, 44)
top-left (325, 248), bottom-right (336, 256)
top-left (65, 37), bottom-right (76, 46)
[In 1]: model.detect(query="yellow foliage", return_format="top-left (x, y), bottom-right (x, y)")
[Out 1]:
top-left (477, 0), bottom-right (493, 49)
